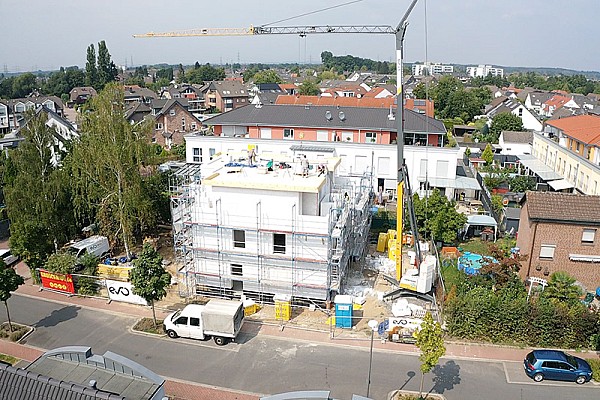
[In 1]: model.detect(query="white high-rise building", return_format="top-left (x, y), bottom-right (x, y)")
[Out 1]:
top-left (466, 65), bottom-right (504, 78)
top-left (412, 62), bottom-right (454, 76)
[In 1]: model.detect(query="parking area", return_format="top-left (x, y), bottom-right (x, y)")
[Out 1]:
top-left (503, 362), bottom-right (597, 387)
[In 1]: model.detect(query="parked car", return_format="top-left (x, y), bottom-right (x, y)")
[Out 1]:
top-left (524, 350), bottom-right (593, 384)
top-left (0, 249), bottom-right (19, 267)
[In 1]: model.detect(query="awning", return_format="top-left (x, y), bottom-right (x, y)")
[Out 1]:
top-left (466, 214), bottom-right (498, 227)
top-left (569, 254), bottom-right (600, 262)
top-left (517, 154), bottom-right (563, 181)
top-left (454, 176), bottom-right (481, 191)
top-left (548, 179), bottom-right (574, 191)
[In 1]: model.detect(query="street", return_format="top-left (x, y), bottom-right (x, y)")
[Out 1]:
top-left (2, 294), bottom-right (599, 400)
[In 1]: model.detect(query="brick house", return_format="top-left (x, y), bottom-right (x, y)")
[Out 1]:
top-left (516, 191), bottom-right (600, 291)
top-left (205, 80), bottom-right (249, 112)
top-left (153, 99), bottom-right (199, 148)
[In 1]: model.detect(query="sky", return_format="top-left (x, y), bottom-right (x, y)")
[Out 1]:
top-left (2, 0), bottom-right (599, 74)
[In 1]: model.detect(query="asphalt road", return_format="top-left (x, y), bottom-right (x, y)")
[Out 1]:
top-left (2, 295), bottom-right (599, 400)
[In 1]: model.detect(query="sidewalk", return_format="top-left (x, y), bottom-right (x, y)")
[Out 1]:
top-left (5, 261), bottom-right (599, 399)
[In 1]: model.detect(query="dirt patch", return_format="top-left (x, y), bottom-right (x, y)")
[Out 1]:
top-left (0, 323), bottom-right (30, 342)
top-left (133, 318), bottom-right (165, 335)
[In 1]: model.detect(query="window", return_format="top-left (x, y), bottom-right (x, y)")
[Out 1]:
top-left (181, 117), bottom-right (186, 131)
top-left (582, 229), bottom-right (596, 244)
top-left (273, 233), bottom-right (286, 254)
top-left (576, 142), bottom-right (580, 153)
top-left (169, 109), bottom-right (176, 116)
top-left (155, 123), bottom-right (163, 130)
top-left (209, 148), bottom-right (216, 160)
top-left (365, 132), bottom-right (377, 143)
top-left (233, 230), bottom-right (245, 248)
top-left (193, 147), bottom-right (202, 163)
top-left (191, 122), bottom-right (197, 130)
top-left (190, 317), bottom-right (200, 327)
top-left (283, 128), bottom-right (294, 139)
top-left (539, 244), bottom-right (556, 260)
top-left (175, 316), bottom-right (188, 325)
top-left (231, 264), bottom-right (243, 276)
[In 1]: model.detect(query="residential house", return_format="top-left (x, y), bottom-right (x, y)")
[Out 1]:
top-left (320, 83), bottom-right (370, 98)
top-left (498, 131), bottom-right (533, 155)
top-left (543, 114), bottom-right (600, 165)
top-left (162, 83), bottom-right (207, 112)
top-left (524, 91), bottom-right (553, 114)
top-left (0, 100), bottom-right (9, 135)
top-left (123, 85), bottom-right (157, 104)
top-left (183, 132), bottom-right (465, 201)
top-left (539, 94), bottom-right (573, 118)
top-left (206, 80), bottom-right (249, 112)
top-left (153, 99), bottom-right (200, 148)
top-left (404, 98), bottom-right (435, 118)
top-left (0, 346), bottom-right (166, 400)
top-left (362, 85), bottom-right (395, 98)
top-left (69, 86), bottom-right (97, 106)
top-left (275, 95), bottom-right (395, 109)
top-left (279, 83), bottom-right (298, 95)
top-left (125, 101), bottom-right (152, 125)
top-left (485, 97), bottom-right (542, 131)
top-left (204, 104), bottom-right (447, 147)
top-left (411, 62), bottom-right (454, 76)
top-left (171, 148), bottom-right (372, 302)
top-left (250, 83), bottom-right (285, 106)
top-left (6, 96), bottom-right (64, 131)
top-left (516, 191), bottom-right (600, 291)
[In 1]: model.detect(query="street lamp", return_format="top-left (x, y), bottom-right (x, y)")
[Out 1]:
top-left (366, 319), bottom-right (379, 398)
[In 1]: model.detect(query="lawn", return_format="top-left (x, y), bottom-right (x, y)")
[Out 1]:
top-left (0, 353), bottom-right (19, 365)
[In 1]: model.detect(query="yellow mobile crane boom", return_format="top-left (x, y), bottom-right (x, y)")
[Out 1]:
top-left (134, 0), bottom-right (421, 283)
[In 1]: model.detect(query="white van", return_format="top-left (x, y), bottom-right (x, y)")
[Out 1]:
top-left (0, 249), bottom-right (19, 267)
top-left (67, 235), bottom-right (110, 259)
top-left (163, 300), bottom-right (245, 346)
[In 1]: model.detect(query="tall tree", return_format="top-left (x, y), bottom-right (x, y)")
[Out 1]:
top-left (0, 260), bottom-right (25, 332)
top-left (414, 312), bottom-right (446, 398)
top-left (298, 79), bottom-right (320, 96)
top-left (412, 189), bottom-right (467, 244)
top-left (489, 112), bottom-right (524, 143)
top-left (130, 243), bottom-right (171, 328)
top-left (481, 143), bottom-right (494, 165)
top-left (70, 83), bottom-right (154, 257)
top-left (97, 41), bottom-right (118, 89)
top-left (85, 44), bottom-right (98, 88)
top-left (251, 69), bottom-right (282, 84)
top-left (11, 73), bottom-right (38, 98)
top-left (4, 111), bottom-right (75, 270)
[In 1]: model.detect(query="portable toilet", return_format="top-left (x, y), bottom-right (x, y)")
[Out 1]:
top-left (274, 294), bottom-right (292, 321)
top-left (334, 295), bottom-right (353, 328)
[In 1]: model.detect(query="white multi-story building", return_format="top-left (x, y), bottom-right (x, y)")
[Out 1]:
top-left (466, 65), bottom-right (504, 78)
top-left (172, 144), bottom-right (373, 303)
top-left (412, 62), bottom-right (454, 76)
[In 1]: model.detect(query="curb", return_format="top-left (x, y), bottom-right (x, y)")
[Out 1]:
top-left (387, 389), bottom-right (446, 400)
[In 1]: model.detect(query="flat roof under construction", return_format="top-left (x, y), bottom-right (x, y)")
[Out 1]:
top-left (203, 158), bottom-right (340, 193)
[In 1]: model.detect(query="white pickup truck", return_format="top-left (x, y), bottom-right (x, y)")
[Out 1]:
top-left (163, 299), bottom-right (245, 346)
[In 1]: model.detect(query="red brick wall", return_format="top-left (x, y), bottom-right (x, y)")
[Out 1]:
top-left (517, 207), bottom-right (600, 291)
top-left (154, 105), bottom-right (198, 148)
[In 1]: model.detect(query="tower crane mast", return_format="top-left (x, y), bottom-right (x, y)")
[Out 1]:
top-left (134, 0), bottom-right (421, 284)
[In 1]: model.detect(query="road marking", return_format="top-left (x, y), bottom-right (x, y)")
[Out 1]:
top-left (503, 362), bottom-right (599, 388)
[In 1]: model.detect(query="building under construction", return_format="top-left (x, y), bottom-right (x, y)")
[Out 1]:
top-left (170, 146), bottom-right (373, 305)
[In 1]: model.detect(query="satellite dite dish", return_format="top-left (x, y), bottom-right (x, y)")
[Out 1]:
top-left (325, 110), bottom-right (332, 120)
top-left (339, 111), bottom-right (346, 121)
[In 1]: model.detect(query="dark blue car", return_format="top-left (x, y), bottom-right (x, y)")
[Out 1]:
top-left (524, 350), bottom-right (593, 384)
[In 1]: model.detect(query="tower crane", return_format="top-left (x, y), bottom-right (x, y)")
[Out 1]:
top-left (134, 0), bottom-right (421, 283)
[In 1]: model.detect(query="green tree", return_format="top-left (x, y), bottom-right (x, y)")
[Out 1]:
top-left (176, 64), bottom-right (185, 83)
top-left (489, 113), bottom-right (524, 143)
top-left (70, 83), bottom-right (155, 258)
top-left (85, 44), bottom-right (98, 88)
top-left (185, 63), bottom-right (225, 84)
top-left (412, 82), bottom-right (427, 100)
top-left (414, 312), bottom-right (446, 398)
top-left (4, 112), bottom-right (76, 271)
top-left (156, 67), bottom-right (173, 82)
top-left (298, 79), bottom-right (320, 96)
top-left (46, 252), bottom-right (77, 274)
top-left (481, 143), bottom-right (494, 165)
top-left (479, 244), bottom-right (525, 288)
top-left (509, 175), bottom-right (536, 192)
top-left (251, 69), bottom-right (282, 84)
top-left (0, 261), bottom-right (25, 332)
top-left (12, 73), bottom-right (38, 98)
top-left (543, 271), bottom-right (582, 305)
top-left (130, 243), bottom-right (171, 328)
top-left (412, 189), bottom-right (467, 244)
top-left (97, 41), bottom-right (118, 89)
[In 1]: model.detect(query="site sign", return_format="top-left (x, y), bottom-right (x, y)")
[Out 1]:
top-left (39, 269), bottom-right (75, 294)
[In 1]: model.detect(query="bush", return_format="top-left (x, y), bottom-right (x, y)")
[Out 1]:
top-left (587, 358), bottom-right (600, 382)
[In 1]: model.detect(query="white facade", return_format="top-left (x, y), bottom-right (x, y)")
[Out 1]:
top-left (412, 62), bottom-right (454, 76)
top-left (498, 134), bottom-right (532, 156)
top-left (466, 65), bottom-right (504, 78)
top-left (173, 145), bottom-right (373, 301)
top-left (184, 135), bottom-right (461, 200)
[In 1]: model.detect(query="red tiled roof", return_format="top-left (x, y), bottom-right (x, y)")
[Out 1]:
top-left (545, 114), bottom-right (600, 145)
top-left (543, 94), bottom-right (570, 110)
top-left (275, 95), bottom-right (395, 108)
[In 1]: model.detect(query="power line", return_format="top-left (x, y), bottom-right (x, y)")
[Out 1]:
top-left (261, 0), bottom-right (365, 27)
